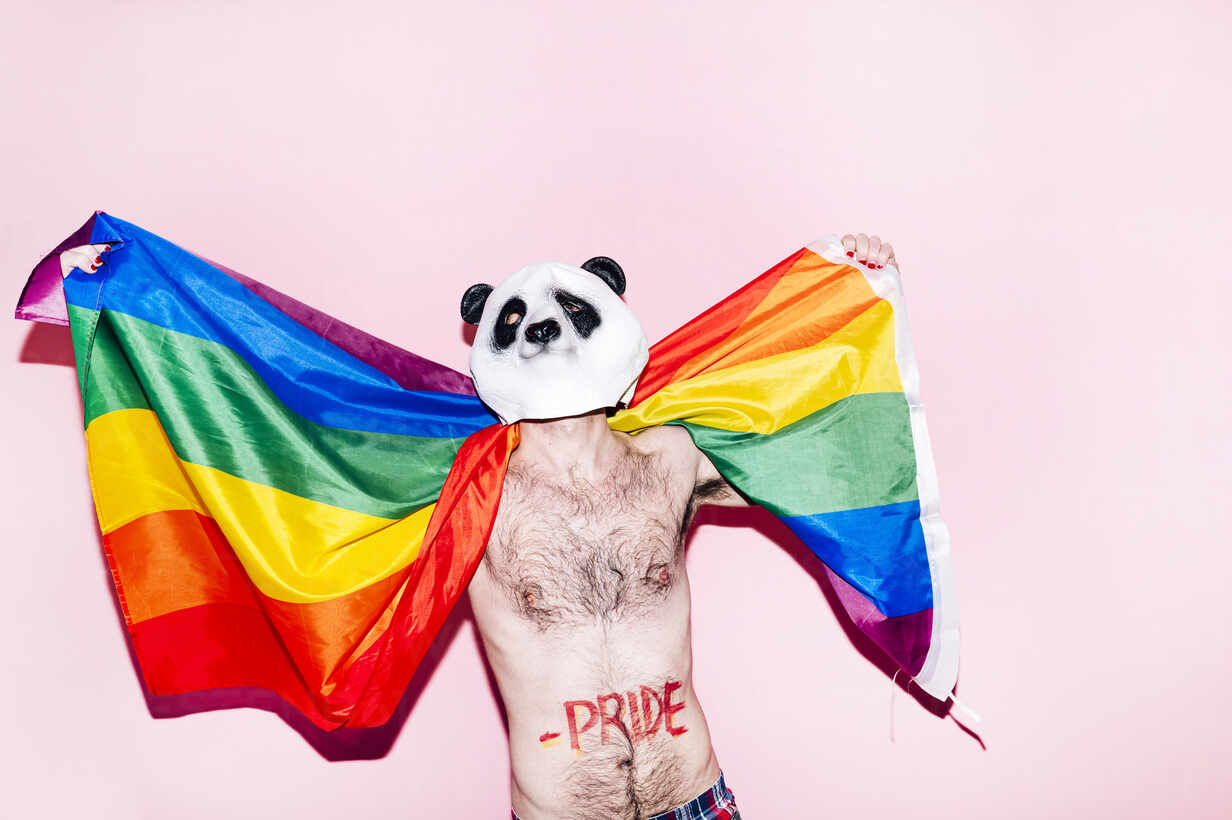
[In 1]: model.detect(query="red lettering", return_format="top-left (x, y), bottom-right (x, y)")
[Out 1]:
top-left (564, 700), bottom-right (598, 752)
top-left (663, 680), bottom-right (688, 736)
top-left (556, 680), bottom-right (688, 753)
top-left (625, 691), bottom-right (644, 740)
top-left (640, 685), bottom-right (663, 737)
top-left (597, 692), bottom-right (625, 745)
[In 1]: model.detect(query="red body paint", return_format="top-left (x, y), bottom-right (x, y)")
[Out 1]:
top-left (639, 685), bottom-right (664, 738)
top-left (565, 700), bottom-right (599, 752)
top-left (597, 692), bottom-right (625, 744)
top-left (663, 679), bottom-right (688, 736)
top-left (554, 680), bottom-right (687, 752)
top-left (625, 691), bottom-right (644, 739)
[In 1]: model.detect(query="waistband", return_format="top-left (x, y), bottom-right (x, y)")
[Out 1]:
top-left (512, 771), bottom-right (738, 820)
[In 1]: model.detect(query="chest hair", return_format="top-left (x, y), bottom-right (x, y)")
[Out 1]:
top-left (486, 447), bottom-right (700, 629)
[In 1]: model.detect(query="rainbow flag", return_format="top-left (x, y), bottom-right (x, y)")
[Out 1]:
top-left (15, 212), bottom-right (958, 730)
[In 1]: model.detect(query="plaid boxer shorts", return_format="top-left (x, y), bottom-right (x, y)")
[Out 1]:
top-left (511, 771), bottom-right (740, 820)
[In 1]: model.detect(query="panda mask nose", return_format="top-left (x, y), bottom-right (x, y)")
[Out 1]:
top-left (524, 318), bottom-right (561, 345)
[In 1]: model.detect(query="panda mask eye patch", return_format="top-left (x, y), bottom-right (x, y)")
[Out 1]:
top-left (493, 297), bottom-right (527, 350)
top-left (553, 289), bottom-right (600, 338)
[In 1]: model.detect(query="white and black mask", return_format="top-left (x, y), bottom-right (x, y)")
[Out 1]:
top-left (461, 257), bottom-right (649, 425)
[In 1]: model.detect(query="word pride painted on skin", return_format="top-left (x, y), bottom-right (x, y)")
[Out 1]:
top-left (543, 680), bottom-right (688, 752)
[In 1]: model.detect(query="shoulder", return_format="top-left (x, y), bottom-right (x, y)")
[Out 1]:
top-left (622, 424), bottom-right (698, 462)
top-left (621, 425), bottom-right (703, 488)
top-left (621, 426), bottom-right (747, 508)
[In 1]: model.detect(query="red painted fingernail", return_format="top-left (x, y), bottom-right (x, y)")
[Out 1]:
top-left (94, 256), bottom-right (101, 264)
top-left (90, 264), bottom-right (96, 270)
top-left (859, 259), bottom-right (867, 264)
top-left (846, 251), bottom-right (854, 257)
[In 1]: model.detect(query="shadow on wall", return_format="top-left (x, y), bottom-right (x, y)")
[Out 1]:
top-left (689, 504), bottom-right (971, 728)
top-left (18, 320), bottom-right (76, 366)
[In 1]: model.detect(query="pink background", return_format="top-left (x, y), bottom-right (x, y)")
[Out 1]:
top-left (3, 1), bottom-right (1229, 817)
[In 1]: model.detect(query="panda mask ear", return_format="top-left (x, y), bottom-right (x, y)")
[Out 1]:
top-left (580, 256), bottom-right (625, 296)
top-left (460, 283), bottom-right (493, 325)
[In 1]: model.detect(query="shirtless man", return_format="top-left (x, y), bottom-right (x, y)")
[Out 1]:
top-left (472, 411), bottom-right (740, 819)
top-left (458, 234), bottom-right (898, 819)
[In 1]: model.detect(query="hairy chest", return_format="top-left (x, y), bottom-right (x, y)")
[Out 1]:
top-left (485, 455), bottom-right (696, 629)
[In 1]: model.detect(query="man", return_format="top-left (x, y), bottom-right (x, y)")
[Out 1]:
top-left (458, 234), bottom-right (898, 819)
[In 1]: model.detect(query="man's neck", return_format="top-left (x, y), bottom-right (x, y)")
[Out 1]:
top-left (514, 410), bottom-right (626, 482)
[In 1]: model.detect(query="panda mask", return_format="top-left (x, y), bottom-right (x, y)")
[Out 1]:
top-left (461, 256), bottom-right (650, 425)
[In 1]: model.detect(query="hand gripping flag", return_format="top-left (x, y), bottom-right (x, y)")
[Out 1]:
top-left (16, 212), bottom-right (959, 730)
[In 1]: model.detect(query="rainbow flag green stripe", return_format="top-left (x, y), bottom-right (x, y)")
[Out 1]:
top-left (674, 392), bottom-right (918, 518)
top-left (68, 303), bottom-right (466, 518)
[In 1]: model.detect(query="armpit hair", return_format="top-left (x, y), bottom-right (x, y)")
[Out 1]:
top-left (678, 477), bottom-right (736, 541)
top-left (692, 477), bottom-right (732, 502)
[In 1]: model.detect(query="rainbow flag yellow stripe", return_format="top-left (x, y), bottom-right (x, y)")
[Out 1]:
top-left (87, 408), bottom-right (436, 602)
